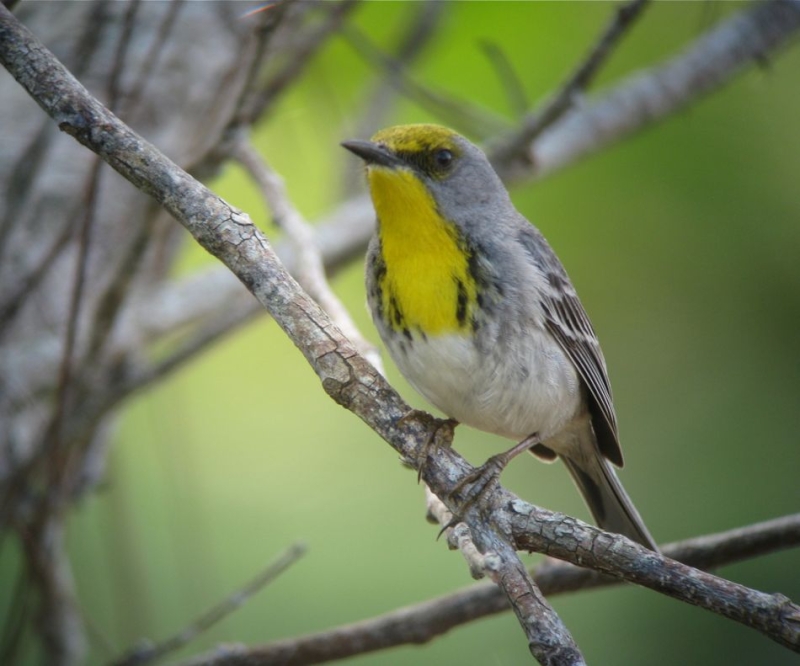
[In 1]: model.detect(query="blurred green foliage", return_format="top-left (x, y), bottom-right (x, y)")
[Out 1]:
top-left (7, 2), bottom-right (800, 664)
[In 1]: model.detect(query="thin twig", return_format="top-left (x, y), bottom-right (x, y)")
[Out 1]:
top-left (122, 0), bottom-right (185, 115)
top-left (342, 22), bottom-right (509, 140)
top-left (489, 0), bottom-right (650, 170)
top-left (177, 515), bottom-right (800, 666)
top-left (238, 0), bottom-right (359, 126)
top-left (494, 0), bottom-right (800, 182)
top-left (233, 137), bottom-right (383, 372)
top-left (343, 1), bottom-right (445, 195)
top-left (479, 40), bottom-right (529, 118)
top-left (120, 300), bottom-right (263, 398)
top-left (44, 155), bottom-right (102, 496)
top-left (110, 543), bottom-right (307, 666)
top-left (0, 204), bottom-right (80, 336)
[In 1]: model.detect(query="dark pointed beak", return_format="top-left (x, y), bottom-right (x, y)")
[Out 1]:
top-left (341, 140), bottom-right (402, 169)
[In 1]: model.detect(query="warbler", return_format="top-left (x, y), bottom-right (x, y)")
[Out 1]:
top-left (342, 124), bottom-right (657, 551)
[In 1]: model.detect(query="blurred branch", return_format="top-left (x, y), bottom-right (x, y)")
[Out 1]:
top-left (343, 1), bottom-right (445, 194)
top-left (178, 514), bottom-right (800, 666)
top-left (110, 543), bottom-right (307, 666)
top-left (489, 0), bottom-right (650, 170)
top-left (341, 22), bottom-right (509, 140)
top-left (493, 0), bottom-right (800, 182)
top-left (233, 0), bottom-right (360, 128)
top-left (479, 40), bottom-right (530, 118)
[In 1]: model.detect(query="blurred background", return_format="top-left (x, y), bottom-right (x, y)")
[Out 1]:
top-left (2, 1), bottom-right (800, 664)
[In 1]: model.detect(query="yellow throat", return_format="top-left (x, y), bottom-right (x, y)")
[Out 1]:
top-left (367, 164), bottom-right (476, 335)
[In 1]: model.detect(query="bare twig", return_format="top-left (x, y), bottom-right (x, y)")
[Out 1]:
top-left (425, 487), bottom-right (487, 579)
top-left (494, 0), bottom-right (800, 182)
top-left (233, 137), bottom-right (382, 372)
top-left (343, 1), bottom-right (445, 194)
top-left (119, 301), bottom-right (263, 399)
top-left (177, 515), bottom-right (800, 666)
top-left (342, 22), bottom-right (509, 140)
top-left (45, 155), bottom-right (102, 492)
top-left (0, 204), bottom-right (79, 335)
top-left (489, 0), bottom-right (650, 170)
top-left (236, 0), bottom-right (360, 127)
top-left (122, 0), bottom-right (186, 115)
top-left (479, 40), bottom-right (529, 118)
top-left (110, 543), bottom-right (307, 666)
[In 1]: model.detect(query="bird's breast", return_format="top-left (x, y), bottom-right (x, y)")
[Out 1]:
top-left (384, 327), bottom-right (583, 442)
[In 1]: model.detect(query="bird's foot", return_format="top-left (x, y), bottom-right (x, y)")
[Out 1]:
top-left (438, 434), bottom-right (540, 537)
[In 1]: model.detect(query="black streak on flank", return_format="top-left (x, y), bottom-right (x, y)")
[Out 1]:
top-left (369, 250), bottom-right (387, 322)
top-left (389, 294), bottom-right (404, 329)
top-left (455, 278), bottom-right (468, 327)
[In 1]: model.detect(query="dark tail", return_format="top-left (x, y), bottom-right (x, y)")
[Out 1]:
top-left (561, 452), bottom-right (659, 552)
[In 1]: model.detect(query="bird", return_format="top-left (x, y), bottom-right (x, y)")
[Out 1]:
top-left (342, 123), bottom-right (658, 550)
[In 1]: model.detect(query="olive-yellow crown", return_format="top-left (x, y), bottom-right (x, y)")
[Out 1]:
top-left (342, 123), bottom-right (512, 219)
top-left (369, 124), bottom-right (461, 179)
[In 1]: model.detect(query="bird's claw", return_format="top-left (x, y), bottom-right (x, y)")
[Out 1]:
top-left (436, 454), bottom-right (507, 539)
top-left (396, 410), bottom-right (457, 483)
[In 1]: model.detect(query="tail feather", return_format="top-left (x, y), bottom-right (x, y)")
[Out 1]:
top-left (561, 453), bottom-right (658, 552)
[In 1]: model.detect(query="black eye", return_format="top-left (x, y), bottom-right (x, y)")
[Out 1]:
top-left (434, 149), bottom-right (453, 169)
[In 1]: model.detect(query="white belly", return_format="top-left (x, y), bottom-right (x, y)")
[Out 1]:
top-left (386, 330), bottom-right (582, 442)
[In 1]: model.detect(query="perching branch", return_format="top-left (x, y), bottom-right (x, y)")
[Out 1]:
top-left (232, 137), bottom-right (382, 371)
top-left (426, 484), bottom-right (585, 665)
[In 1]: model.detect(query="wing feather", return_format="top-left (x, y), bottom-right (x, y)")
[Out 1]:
top-left (517, 226), bottom-right (624, 466)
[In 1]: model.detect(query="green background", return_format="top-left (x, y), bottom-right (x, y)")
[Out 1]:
top-left (8, 2), bottom-right (800, 664)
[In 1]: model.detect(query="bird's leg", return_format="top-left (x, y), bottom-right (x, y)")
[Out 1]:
top-left (396, 410), bottom-right (458, 482)
top-left (441, 433), bottom-right (541, 534)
